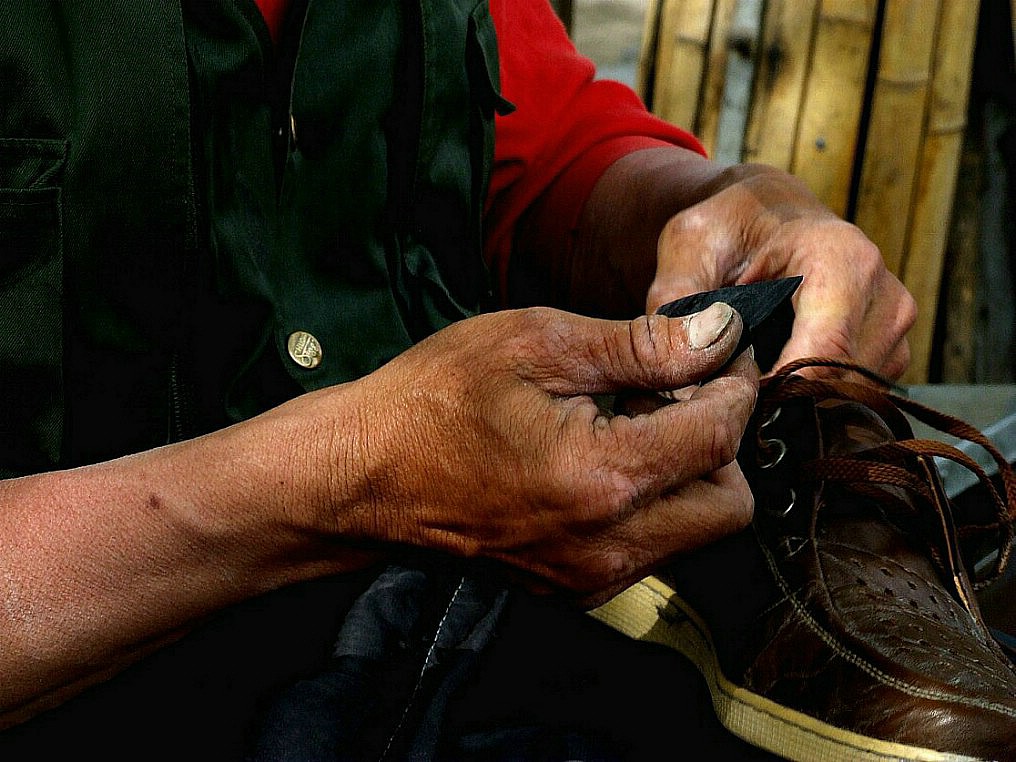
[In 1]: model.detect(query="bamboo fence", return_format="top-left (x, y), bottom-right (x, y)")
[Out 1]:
top-left (639, 0), bottom-right (981, 384)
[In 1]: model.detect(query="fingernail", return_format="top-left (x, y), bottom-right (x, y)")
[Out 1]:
top-left (688, 302), bottom-right (734, 349)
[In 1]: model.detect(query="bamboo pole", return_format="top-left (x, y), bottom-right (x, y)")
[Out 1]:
top-left (694, 0), bottom-right (738, 155)
top-left (552, 0), bottom-right (574, 33)
top-left (940, 132), bottom-right (984, 382)
top-left (742, 0), bottom-right (820, 170)
top-left (652, 0), bottom-right (716, 132)
top-left (712, 0), bottom-right (766, 163)
top-left (791, 0), bottom-right (878, 217)
top-left (897, 0), bottom-right (980, 383)
top-left (636, 0), bottom-right (663, 105)
top-left (853, 0), bottom-right (941, 279)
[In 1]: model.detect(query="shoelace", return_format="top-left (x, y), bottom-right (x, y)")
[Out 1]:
top-left (752, 357), bottom-right (1016, 590)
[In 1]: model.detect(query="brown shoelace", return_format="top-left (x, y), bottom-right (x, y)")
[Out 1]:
top-left (751, 357), bottom-right (1016, 590)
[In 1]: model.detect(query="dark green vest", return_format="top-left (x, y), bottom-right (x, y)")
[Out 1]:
top-left (0, 0), bottom-right (512, 477)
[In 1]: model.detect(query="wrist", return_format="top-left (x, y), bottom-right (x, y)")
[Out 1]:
top-left (148, 385), bottom-right (382, 588)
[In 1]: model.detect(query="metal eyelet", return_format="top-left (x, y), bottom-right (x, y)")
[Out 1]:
top-left (760, 407), bottom-right (782, 429)
top-left (756, 406), bottom-right (786, 469)
top-left (758, 437), bottom-right (787, 469)
top-left (755, 405), bottom-right (794, 515)
top-left (766, 488), bottom-right (797, 518)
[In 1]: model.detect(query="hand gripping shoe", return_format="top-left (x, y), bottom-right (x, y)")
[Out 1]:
top-left (592, 358), bottom-right (1016, 762)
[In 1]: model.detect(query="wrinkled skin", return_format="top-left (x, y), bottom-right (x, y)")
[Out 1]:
top-left (649, 165), bottom-right (916, 379)
top-left (1, 301), bottom-right (756, 726)
top-left (2, 145), bottom-right (914, 727)
top-left (552, 148), bottom-right (916, 381)
top-left (330, 306), bottom-right (758, 605)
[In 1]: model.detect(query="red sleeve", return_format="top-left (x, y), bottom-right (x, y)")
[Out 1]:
top-left (485, 0), bottom-right (705, 300)
top-left (252, 0), bottom-right (288, 43)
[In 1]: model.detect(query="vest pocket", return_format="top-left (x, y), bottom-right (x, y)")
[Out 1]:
top-left (0, 139), bottom-right (66, 476)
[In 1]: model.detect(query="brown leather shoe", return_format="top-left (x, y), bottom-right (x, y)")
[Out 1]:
top-left (593, 358), bottom-right (1016, 762)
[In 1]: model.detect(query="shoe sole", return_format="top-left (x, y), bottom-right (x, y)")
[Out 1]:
top-left (590, 576), bottom-right (983, 762)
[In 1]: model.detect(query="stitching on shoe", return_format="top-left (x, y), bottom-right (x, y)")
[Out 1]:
top-left (646, 580), bottom-right (990, 762)
top-left (748, 358), bottom-right (1016, 691)
top-left (756, 528), bottom-right (1016, 717)
top-left (762, 357), bottom-right (1016, 588)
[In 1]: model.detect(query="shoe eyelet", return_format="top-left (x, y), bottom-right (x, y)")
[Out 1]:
top-left (756, 406), bottom-right (787, 468)
top-left (760, 407), bottom-right (782, 429)
top-left (766, 488), bottom-right (796, 518)
top-left (758, 438), bottom-right (787, 469)
top-left (756, 405), bottom-right (793, 513)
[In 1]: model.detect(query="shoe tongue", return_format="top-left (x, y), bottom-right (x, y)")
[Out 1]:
top-left (817, 399), bottom-right (896, 457)
top-left (813, 399), bottom-right (951, 586)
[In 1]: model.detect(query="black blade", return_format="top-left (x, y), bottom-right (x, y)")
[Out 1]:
top-left (655, 275), bottom-right (803, 373)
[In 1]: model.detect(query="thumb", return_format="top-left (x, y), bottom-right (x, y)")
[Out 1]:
top-left (528, 302), bottom-right (744, 395)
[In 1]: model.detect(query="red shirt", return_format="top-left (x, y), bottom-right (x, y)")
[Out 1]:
top-left (253, 0), bottom-right (704, 299)
top-left (254, 0), bottom-right (288, 42)
top-left (486, 0), bottom-right (703, 297)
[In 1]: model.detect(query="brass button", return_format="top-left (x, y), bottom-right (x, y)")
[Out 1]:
top-left (287, 331), bottom-right (322, 369)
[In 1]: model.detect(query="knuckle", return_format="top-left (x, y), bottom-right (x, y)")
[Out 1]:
top-left (504, 307), bottom-right (574, 378)
top-left (709, 415), bottom-right (743, 467)
top-left (898, 290), bottom-right (918, 331)
top-left (586, 467), bottom-right (640, 521)
top-left (575, 550), bottom-right (631, 595)
top-left (727, 484), bottom-right (755, 531)
top-left (660, 208), bottom-right (704, 245)
top-left (677, 419), bottom-right (729, 477)
top-left (826, 222), bottom-right (883, 280)
top-left (509, 306), bottom-right (557, 346)
top-left (883, 341), bottom-right (911, 381)
top-left (852, 233), bottom-right (883, 269)
top-left (693, 392), bottom-right (753, 469)
top-left (546, 448), bottom-right (639, 522)
top-left (628, 314), bottom-right (670, 367)
top-left (705, 471), bottom-right (755, 539)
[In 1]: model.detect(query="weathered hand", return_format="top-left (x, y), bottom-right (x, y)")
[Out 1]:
top-left (328, 304), bottom-right (759, 605)
top-left (648, 165), bottom-right (916, 379)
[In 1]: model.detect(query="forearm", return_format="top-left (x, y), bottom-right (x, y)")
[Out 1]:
top-left (0, 384), bottom-right (375, 727)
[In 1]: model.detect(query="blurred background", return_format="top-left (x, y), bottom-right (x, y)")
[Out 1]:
top-left (549, 0), bottom-right (1016, 388)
